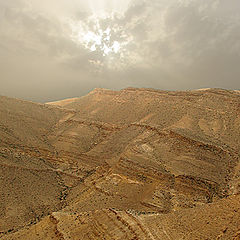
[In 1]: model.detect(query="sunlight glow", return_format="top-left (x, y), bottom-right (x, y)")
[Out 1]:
top-left (68, 15), bottom-right (129, 58)
top-left (81, 26), bottom-right (120, 56)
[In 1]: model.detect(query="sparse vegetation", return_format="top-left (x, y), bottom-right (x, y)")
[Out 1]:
top-left (1, 88), bottom-right (240, 239)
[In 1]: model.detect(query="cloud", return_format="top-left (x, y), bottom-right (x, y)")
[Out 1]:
top-left (0, 0), bottom-right (240, 102)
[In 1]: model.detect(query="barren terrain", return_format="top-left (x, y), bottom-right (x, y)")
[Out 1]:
top-left (1, 88), bottom-right (240, 239)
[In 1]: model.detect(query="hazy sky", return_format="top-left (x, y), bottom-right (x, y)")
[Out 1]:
top-left (0, 0), bottom-right (240, 102)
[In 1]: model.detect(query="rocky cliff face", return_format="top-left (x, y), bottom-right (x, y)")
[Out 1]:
top-left (1, 88), bottom-right (240, 239)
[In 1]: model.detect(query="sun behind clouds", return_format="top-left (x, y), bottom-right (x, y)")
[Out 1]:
top-left (69, 15), bottom-right (129, 57)
top-left (82, 25), bottom-right (120, 56)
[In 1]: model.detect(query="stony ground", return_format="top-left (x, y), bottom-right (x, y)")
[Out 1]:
top-left (1, 88), bottom-right (240, 239)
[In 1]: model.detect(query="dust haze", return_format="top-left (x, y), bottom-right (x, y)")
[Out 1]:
top-left (0, 0), bottom-right (240, 102)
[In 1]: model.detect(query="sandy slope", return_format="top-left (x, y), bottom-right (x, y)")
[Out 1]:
top-left (1, 88), bottom-right (240, 239)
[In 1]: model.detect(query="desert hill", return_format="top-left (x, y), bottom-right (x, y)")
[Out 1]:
top-left (1, 88), bottom-right (240, 239)
top-left (4, 194), bottom-right (240, 240)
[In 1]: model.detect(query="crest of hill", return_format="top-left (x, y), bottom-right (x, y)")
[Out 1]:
top-left (46, 87), bottom-right (240, 109)
top-left (45, 87), bottom-right (240, 150)
top-left (46, 97), bottom-right (79, 107)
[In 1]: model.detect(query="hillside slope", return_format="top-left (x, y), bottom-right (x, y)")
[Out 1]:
top-left (4, 194), bottom-right (240, 240)
top-left (1, 88), bottom-right (240, 239)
